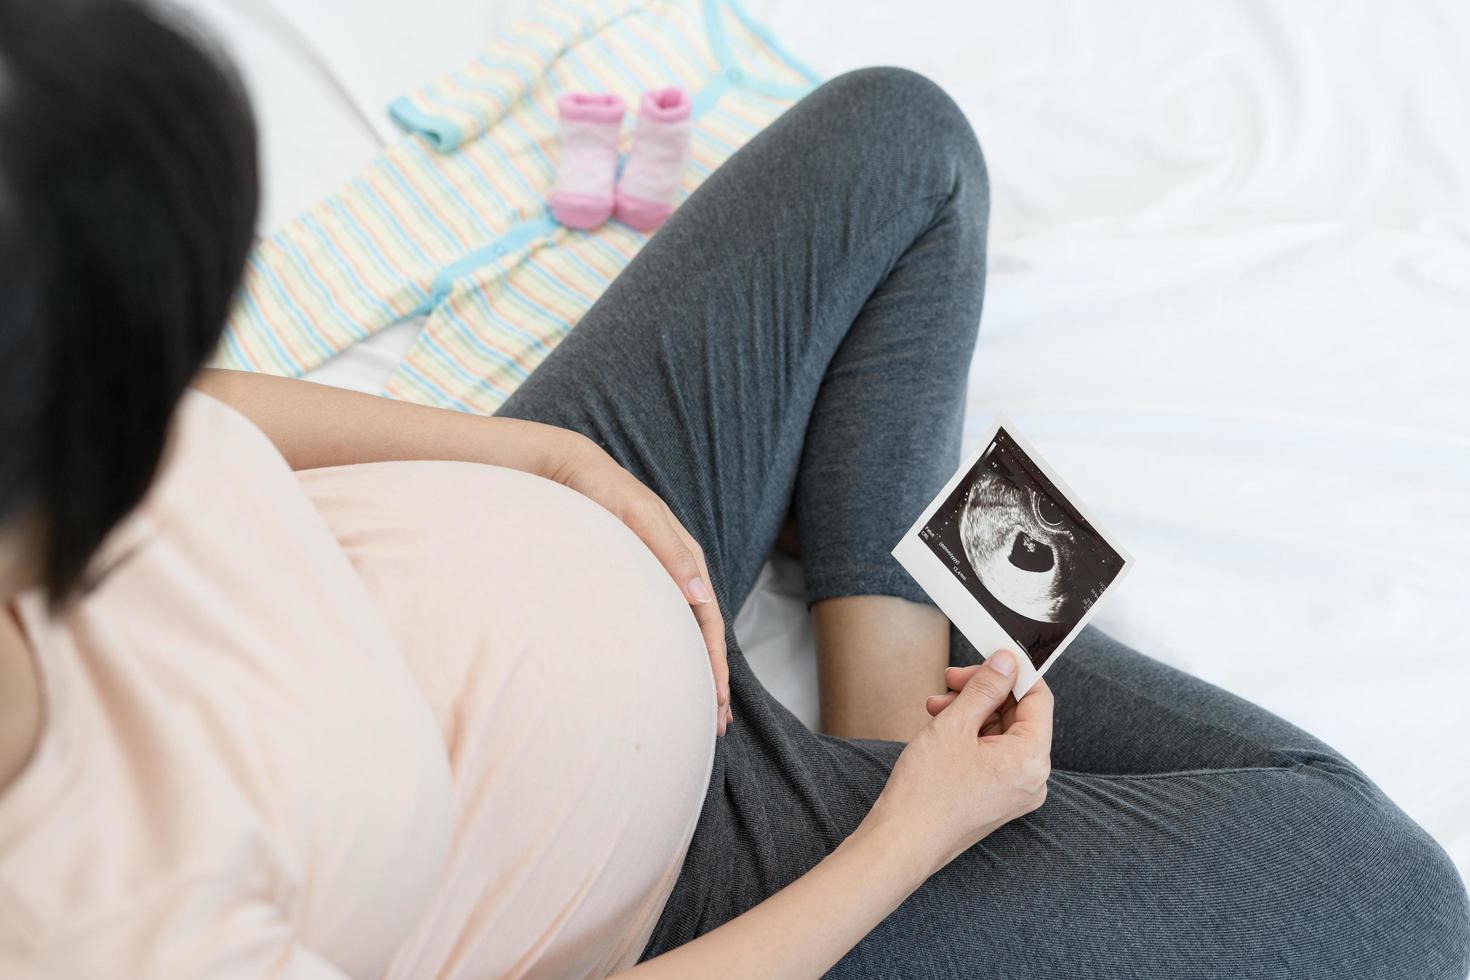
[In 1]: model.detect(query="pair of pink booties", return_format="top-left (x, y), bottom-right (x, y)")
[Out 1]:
top-left (549, 87), bottom-right (692, 232)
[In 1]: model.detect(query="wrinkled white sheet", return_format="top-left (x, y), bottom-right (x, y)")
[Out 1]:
top-left (175, 0), bottom-right (1470, 880)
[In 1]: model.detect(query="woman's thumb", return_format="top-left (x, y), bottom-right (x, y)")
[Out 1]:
top-left (951, 651), bottom-right (1018, 728)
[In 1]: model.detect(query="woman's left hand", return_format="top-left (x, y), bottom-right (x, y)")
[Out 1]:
top-left (551, 434), bottom-right (731, 734)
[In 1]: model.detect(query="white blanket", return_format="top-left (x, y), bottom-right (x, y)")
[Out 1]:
top-left (176, 0), bottom-right (1470, 881)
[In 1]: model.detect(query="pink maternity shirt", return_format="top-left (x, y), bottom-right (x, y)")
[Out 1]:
top-left (0, 392), bottom-right (716, 978)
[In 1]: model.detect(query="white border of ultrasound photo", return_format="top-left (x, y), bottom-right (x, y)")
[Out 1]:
top-left (891, 417), bottom-right (1133, 699)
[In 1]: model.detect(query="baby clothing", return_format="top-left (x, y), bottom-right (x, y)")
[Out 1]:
top-left (550, 86), bottom-right (693, 232)
top-left (616, 87), bottom-right (694, 231)
top-left (550, 93), bottom-right (626, 229)
top-left (212, 0), bottom-right (820, 416)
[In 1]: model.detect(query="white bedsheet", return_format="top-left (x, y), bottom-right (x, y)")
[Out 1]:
top-left (175, 0), bottom-right (1470, 882)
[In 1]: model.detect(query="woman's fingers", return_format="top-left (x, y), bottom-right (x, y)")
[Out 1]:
top-left (614, 490), bottom-right (729, 732)
top-left (624, 495), bottom-right (714, 610)
top-left (944, 664), bottom-right (981, 691)
top-left (1008, 678), bottom-right (1055, 748)
top-left (561, 456), bottom-right (730, 733)
top-left (932, 657), bottom-right (1023, 735)
top-left (925, 692), bottom-right (956, 716)
top-left (947, 651), bottom-right (1018, 730)
top-left (663, 503), bottom-right (717, 613)
top-left (979, 711), bottom-right (1006, 738)
top-left (926, 693), bottom-right (1013, 738)
top-left (660, 505), bottom-right (729, 715)
top-left (928, 695), bottom-right (1005, 734)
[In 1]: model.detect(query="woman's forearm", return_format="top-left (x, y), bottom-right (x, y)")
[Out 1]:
top-left (193, 369), bottom-right (586, 476)
top-left (620, 817), bottom-right (929, 979)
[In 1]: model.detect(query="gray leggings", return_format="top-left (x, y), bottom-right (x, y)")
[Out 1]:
top-left (498, 68), bottom-right (1470, 979)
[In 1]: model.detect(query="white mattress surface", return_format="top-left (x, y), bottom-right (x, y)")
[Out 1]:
top-left (174, 0), bottom-right (1470, 882)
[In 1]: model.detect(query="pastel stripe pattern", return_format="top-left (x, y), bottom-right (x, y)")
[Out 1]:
top-left (215, 0), bottom-right (820, 415)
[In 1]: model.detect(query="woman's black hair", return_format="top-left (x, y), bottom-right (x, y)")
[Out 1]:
top-left (0, 0), bottom-right (258, 602)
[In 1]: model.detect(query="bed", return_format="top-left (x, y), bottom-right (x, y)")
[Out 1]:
top-left (176, 0), bottom-right (1470, 884)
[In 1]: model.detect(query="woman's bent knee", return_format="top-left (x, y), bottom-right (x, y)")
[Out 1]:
top-left (1307, 780), bottom-right (1470, 978)
top-left (1387, 824), bottom-right (1470, 978)
top-left (810, 67), bottom-right (987, 200)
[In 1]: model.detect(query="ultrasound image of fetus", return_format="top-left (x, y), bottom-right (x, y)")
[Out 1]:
top-left (957, 468), bottom-right (1105, 625)
top-left (915, 426), bottom-right (1124, 668)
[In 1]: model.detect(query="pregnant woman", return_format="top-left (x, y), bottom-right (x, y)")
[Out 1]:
top-left (1, 2), bottom-right (1466, 977)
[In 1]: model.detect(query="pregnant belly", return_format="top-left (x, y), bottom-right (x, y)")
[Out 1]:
top-left (297, 460), bottom-right (716, 978)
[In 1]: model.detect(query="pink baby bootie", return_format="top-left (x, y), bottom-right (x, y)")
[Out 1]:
top-left (550, 92), bottom-right (625, 230)
top-left (615, 87), bottom-right (692, 232)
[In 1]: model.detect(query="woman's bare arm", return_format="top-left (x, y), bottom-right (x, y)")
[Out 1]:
top-left (618, 817), bottom-right (925, 979)
top-left (194, 368), bottom-right (582, 477)
top-left (624, 656), bottom-right (1053, 978)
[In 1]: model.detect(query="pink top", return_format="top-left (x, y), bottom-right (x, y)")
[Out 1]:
top-left (0, 392), bottom-right (715, 978)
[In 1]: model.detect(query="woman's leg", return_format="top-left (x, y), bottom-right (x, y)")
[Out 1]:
top-left (501, 70), bottom-right (984, 615)
top-left (838, 628), bottom-right (1470, 979)
top-left (498, 68), bottom-right (1469, 977)
top-left (814, 595), bottom-right (949, 740)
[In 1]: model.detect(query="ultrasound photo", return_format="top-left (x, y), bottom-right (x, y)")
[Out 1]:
top-left (917, 426), bottom-right (1125, 670)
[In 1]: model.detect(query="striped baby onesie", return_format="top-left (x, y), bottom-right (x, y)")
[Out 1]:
top-left (215, 0), bottom-right (820, 415)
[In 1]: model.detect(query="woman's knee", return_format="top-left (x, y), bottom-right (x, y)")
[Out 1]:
top-left (1378, 832), bottom-right (1467, 976)
top-left (1303, 777), bottom-right (1470, 977)
top-left (810, 67), bottom-right (988, 203)
top-left (1374, 815), bottom-right (1469, 976)
top-left (1407, 839), bottom-right (1470, 977)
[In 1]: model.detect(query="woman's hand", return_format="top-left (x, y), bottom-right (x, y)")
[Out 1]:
top-left (620, 655), bottom-right (1048, 979)
top-left (550, 433), bottom-right (731, 734)
top-left (861, 650), bottom-right (1053, 877)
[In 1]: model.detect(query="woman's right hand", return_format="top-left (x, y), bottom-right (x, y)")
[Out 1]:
top-left (861, 650), bottom-right (1054, 879)
top-left (620, 650), bottom-right (1053, 979)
